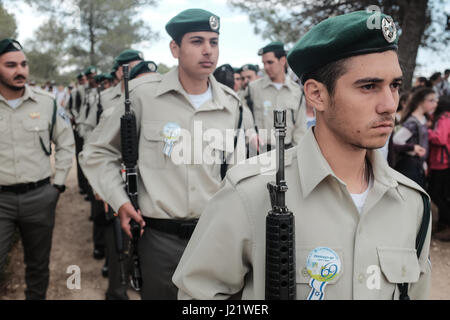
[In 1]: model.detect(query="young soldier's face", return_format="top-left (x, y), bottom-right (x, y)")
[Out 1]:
top-left (171, 31), bottom-right (219, 79)
top-left (233, 73), bottom-right (242, 91)
top-left (262, 52), bottom-right (285, 81)
top-left (320, 50), bottom-right (402, 150)
top-left (0, 51), bottom-right (29, 91)
top-left (240, 70), bottom-right (257, 89)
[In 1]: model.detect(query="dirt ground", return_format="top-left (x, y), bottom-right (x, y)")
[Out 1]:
top-left (0, 159), bottom-right (139, 300)
top-left (0, 159), bottom-right (449, 300)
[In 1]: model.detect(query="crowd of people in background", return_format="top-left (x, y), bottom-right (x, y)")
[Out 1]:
top-left (388, 70), bottom-right (450, 240)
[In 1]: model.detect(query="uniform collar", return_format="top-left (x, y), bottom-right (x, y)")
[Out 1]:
top-left (297, 128), bottom-right (398, 198)
top-left (261, 74), bottom-right (292, 90)
top-left (156, 66), bottom-right (228, 112)
top-left (0, 85), bottom-right (37, 107)
top-left (111, 83), bottom-right (122, 99)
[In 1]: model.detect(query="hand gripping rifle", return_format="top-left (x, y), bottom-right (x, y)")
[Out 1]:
top-left (120, 64), bottom-right (143, 291)
top-left (265, 110), bottom-right (296, 300)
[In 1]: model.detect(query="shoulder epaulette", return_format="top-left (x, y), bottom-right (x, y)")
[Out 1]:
top-left (31, 86), bottom-right (55, 101)
top-left (227, 147), bottom-right (297, 187)
top-left (389, 167), bottom-right (428, 197)
top-left (130, 73), bottom-right (163, 92)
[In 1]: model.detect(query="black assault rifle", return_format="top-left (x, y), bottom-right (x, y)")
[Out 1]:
top-left (120, 64), bottom-right (143, 291)
top-left (96, 86), bottom-right (103, 125)
top-left (265, 110), bottom-right (296, 300)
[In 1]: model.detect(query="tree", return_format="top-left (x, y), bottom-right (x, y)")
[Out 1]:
top-left (18, 0), bottom-right (159, 74)
top-left (157, 63), bottom-right (172, 74)
top-left (230, 0), bottom-right (450, 90)
top-left (0, 2), bottom-right (18, 39)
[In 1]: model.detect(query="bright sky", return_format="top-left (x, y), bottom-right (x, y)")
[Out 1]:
top-left (5, 0), bottom-right (449, 79)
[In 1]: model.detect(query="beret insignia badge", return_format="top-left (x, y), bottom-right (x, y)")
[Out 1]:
top-left (148, 62), bottom-right (157, 72)
top-left (12, 41), bottom-right (22, 50)
top-left (381, 17), bottom-right (396, 43)
top-left (209, 16), bottom-right (219, 31)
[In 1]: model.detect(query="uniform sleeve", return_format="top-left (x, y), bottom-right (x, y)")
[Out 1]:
top-left (292, 93), bottom-right (307, 146)
top-left (173, 180), bottom-right (253, 300)
top-left (78, 104), bottom-right (129, 212)
top-left (242, 105), bottom-right (257, 144)
top-left (408, 195), bottom-right (432, 300)
top-left (83, 103), bottom-right (99, 142)
top-left (52, 106), bottom-right (75, 185)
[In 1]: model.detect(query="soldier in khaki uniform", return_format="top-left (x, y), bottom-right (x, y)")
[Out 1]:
top-left (246, 41), bottom-right (307, 152)
top-left (69, 72), bottom-right (89, 195)
top-left (0, 39), bottom-right (75, 300)
top-left (239, 63), bottom-right (259, 92)
top-left (77, 66), bottom-right (99, 143)
top-left (90, 55), bottom-right (154, 301)
top-left (173, 11), bottom-right (432, 300)
top-left (80, 9), bottom-right (251, 299)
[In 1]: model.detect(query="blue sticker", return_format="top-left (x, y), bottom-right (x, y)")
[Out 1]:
top-left (58, 107), bottom-right (71, 125)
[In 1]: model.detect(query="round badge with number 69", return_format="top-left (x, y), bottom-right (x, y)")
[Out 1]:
top-left (306, 247), bottom-right (341, 282)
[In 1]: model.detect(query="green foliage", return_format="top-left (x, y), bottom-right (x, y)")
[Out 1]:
top-left (157, 63), bottom-right (172, 74)
top-left (0, 2), bottom-right (18, 39)
top-left (229, 0), bottom-right (449, 89)
top-left (15, 0), bottom-right (159, 80)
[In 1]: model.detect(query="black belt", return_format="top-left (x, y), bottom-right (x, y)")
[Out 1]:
top-left (0, 177), bottom-right (50, 194)
top-left (143, 217), bottom-right (198, 240)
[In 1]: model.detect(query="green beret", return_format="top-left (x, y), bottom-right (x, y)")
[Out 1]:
top-left (84, 66), bottom-right (98, 76)
top-left (130, 60), bottom-right (158, 80)
top-left (240, 64), bottom-right (259, 73)
top-left (165, 9), bottom-right (220, 41)
top-left (258, 41), bottom-right (285, 56)
top-left (115, 49), bottom-right (144, 66)
top-left (0, 38), bottom-right (23, 56)
top-left (94, 74), bottom-right (106, 83)
top-left (215, 64), bottom-right (233, 74)
top-left (288, 10), bottom-right (398, 82)
top-left (76, 72), bottom-right (85, 80)
top-left (233, 67), bottom-right (241, 74)
top-left (103, 73), bottom-right (114, 81)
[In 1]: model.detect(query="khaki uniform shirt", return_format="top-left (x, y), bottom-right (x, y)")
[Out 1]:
top-left (0, 85), bottom-right (75, 186)
top-left (71, 85), bottom-right (86, 123)
top-left (173, 128), bottom-right (432, 300)
top-left (246, 75), bottom-right (306, 147)
top-left (77, 86), bottom-right (99, 140)
top-left (80, 68), bottom-right (246, 219)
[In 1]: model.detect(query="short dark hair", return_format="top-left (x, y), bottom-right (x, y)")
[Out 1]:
top-left (273, 50), bottom-right (286, 60)
top-left (302, 58), bottom-right (348, 96)
top-left (273, 50), bottom-right (288, 73)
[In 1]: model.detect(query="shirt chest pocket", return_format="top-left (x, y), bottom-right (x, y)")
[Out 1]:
top-left (377, 247), bottom-right (421, 299)
top-left (21, 118), bottom-right (50, 147)
top-left (140, 121), bottom-right (170, 169)
top-left (295, 247), bottom-right (344, 300)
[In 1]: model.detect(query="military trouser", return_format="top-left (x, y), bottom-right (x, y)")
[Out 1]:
top-left (87, 186), bottom-right (107, 252)
top-left (74, 131), bottom-right (88, 193)
top-left (104, 213), bottom-right (131, 300)
top-left (137, 223), bottom-right (192, 300)
top-left (0, 183), bottom-right (59, 300)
